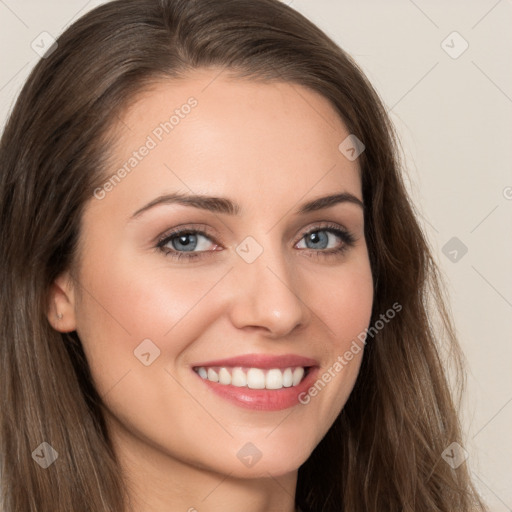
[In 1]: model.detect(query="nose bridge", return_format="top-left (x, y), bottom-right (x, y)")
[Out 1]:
top-left (227, 233), bottom-right (309, 336)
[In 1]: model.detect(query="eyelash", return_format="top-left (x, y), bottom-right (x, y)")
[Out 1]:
top-left (155, 223), bottom-right (356, 261)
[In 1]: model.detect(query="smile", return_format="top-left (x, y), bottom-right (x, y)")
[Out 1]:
top-left (193, 366), bottom-right (309, 390)
top-left (190, 353), bottom-right (319, 410)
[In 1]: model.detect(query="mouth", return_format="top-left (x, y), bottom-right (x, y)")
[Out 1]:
top-left (193, 365), bottom-right (311, 390)
top-left (190, 353), bottom-right (319, 411)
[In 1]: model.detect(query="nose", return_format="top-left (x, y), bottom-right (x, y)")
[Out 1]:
top-left (227, 240), bottom-right (311, 338)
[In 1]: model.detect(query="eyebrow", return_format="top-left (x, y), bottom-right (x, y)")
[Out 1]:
top-left (130, 191), bottom-right (364, 219)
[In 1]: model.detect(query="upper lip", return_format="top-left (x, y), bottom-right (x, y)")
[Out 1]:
top-left (191, 353), bottom-right (319, 369)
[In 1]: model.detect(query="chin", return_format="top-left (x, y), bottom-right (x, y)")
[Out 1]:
top-left (220, 435), bottom-right (317, 479)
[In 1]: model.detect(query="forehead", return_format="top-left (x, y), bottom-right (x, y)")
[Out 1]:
top-left (93, 69), bottom-right (362, 218)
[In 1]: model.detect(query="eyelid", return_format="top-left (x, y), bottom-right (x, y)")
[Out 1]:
top-left (156, 221), bottom-right (350, 245)
top-left (298, 221), bottom-right (348, 239)
top-left (155, 223), bottom-right (218, 246)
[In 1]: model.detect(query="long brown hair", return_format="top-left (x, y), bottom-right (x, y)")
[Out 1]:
top-left (0, 0), bottom-right (487, 510)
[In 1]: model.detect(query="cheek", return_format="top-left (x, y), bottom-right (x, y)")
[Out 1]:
top-left (73, 254), bottom-right (232, 392)
top-left (294, 254), bottom-right (373, 418)
top-left (302, 253), bottom-right (374, 345)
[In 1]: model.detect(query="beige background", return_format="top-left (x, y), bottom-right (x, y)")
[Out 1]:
top-left (1, 1), bottom-right (511, 509)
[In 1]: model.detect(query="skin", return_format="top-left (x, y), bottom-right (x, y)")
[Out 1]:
top-left (48, 68), bottom-right (374, 512)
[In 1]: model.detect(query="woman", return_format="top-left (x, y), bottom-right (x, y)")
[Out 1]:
top-left (0, 0), bottom-right (487, 510)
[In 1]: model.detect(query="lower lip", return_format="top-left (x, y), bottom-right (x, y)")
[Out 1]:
top-left (194, 367), bottom-right (319, 411)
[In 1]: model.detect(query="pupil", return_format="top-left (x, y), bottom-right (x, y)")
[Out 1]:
top-left (172, 233), bottom-right (197, 251)
top-left (307, 231), bottom-right (328, 249)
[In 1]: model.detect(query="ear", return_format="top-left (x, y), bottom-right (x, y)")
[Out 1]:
top-left (47, 271), bottom-right (77, 333)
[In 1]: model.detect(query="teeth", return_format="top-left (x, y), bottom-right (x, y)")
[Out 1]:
top-left (231, 368), bottom-right (247, 387)
top-left (195, 366), bottom-right (308, 390)
top-left (247, 368), bottom-right (265, 389)
top-left (207, 368), bottom-right (219, 382)
top-left (282, 368), bottom-right (293, 387)
top-left (265, 369), bottom-right (283, 389)
top-left (292, 367), bottom-right (304, 386)
top-left (218, 367), bottom-right (231, 385)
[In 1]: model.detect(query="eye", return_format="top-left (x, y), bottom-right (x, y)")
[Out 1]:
top-left (156, 226), bottom-right (220, 260)
top-left (295, 224), bottom-right (356, 258)
top-left (156, 223), bottom-right (356, 261)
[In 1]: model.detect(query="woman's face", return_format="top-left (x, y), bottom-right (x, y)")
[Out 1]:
top-left (51, 69), bottom-right (373, 481)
